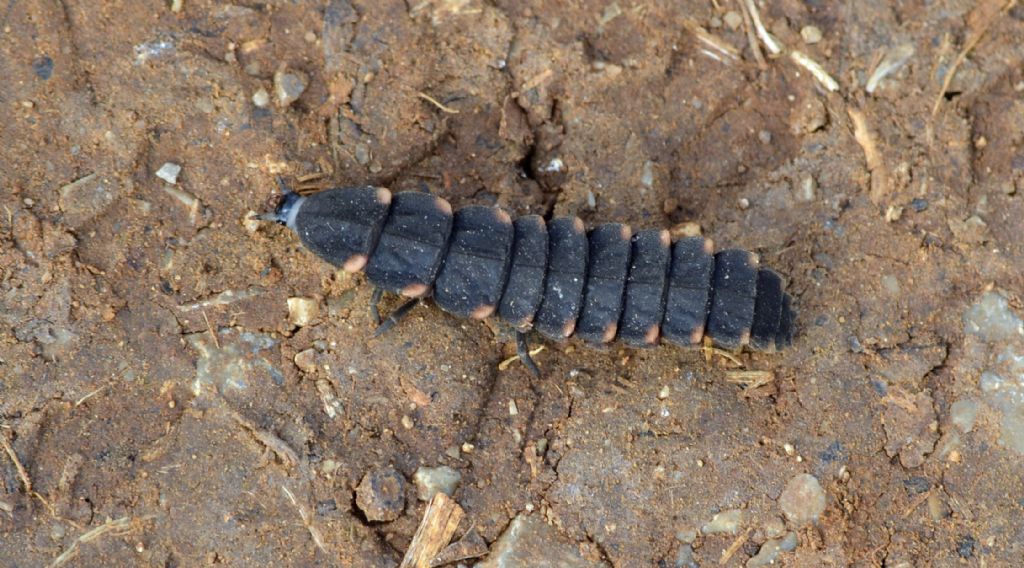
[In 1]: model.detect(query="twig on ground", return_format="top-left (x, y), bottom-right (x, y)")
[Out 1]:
top-left (282, 485), bottom-right (327, 554)
top-left (400, 492), bottom-right (464, 568)
top-left (848, 108), bottom-right (889, 204)
top-left (47, 516), bottom-right (151, 568)
top-left (720, 528), bottom-right (752, 564)
top-left (932, 0), bottom-right (1017, 116)
top-left (1, 432), bottom-right (33, 495)
top-left (417, 92), bottom-right (460, 114)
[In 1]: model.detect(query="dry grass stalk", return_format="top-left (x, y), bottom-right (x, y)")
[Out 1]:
top-left (848, 108), bottom-right (889, 204)
top-left (48, 516), bottom-right (150, 568)
top-left (932, 0), bottom-right (1018, 116)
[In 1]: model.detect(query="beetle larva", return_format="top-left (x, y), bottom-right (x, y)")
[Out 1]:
top-left (262, 185), bottom-right (795, 374)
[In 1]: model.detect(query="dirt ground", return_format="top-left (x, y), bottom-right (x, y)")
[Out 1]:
top-left (2, 0), bottom-right (1024, 566)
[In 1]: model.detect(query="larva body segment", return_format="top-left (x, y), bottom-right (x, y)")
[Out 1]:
top-left (270, 186), bottom-right (796, 360)
top-left (365, 191), bottom-right (453, 298)
top-left (533, 217), bottom-right (589, 340)
top-left (433, 206), bottom-right (514, 319)
top-left (498, 216), bottom-right (548, 329)
top-left (576, 223), bottom-right (632, 344)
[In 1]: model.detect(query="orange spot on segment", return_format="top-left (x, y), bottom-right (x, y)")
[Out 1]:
top-left (620, 224), bottom-right (632, 240)
top-left (471, 304), bottom-right (496, 320)
top-left (601, 323), bottom-right (618, 343)
top-left (659, 230), bottom-right (671, 248)
top-left (343, 254), bottom-right (368, 272)
top-left (435, 197), bottom-right (453, 215)
top-left (689, 324), bottom-right (705, 345)
top-left (645, 324), bottom-right (660, 345)
top-left (561, 319), bottom-right (576, 338)
top-left (740, 328), bottom-right (751, 345)
top-left (703, 238), bottom-right (715, 255)
top-left (376, 187), bottom-right (392, 205)
top-left (401, 282), bottom-right (429, 298)
top-left (496, 209), bottom-right (513, 225)
top-left (572, 217), bottom-right (585, 233)
top-left (747, 252), bottom-right (760, 267)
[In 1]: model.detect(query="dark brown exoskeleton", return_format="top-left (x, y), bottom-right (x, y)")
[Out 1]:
top-left (261, 183), bottom-right (795, 374)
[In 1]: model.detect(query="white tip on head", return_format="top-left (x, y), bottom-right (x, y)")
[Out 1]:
top-left (282, 196), bottom-right (305, 231)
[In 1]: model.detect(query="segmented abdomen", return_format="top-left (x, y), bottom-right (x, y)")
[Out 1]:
top-left (288, 187), bottom-right (795, 351)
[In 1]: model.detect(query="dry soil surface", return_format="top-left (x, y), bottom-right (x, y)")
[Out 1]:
top-left (2, 1), bottom-right (1024, 566)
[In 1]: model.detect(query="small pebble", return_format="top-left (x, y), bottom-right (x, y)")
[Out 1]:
top-left (957, 535), bottom-right (977, 558)
top-left (287, 297), bottom-right (320, 327)
top-left (910, 197), bottom-right (929, 212)
top-left (294, 349), bottom-right (317, 373)
top-left (355, 467), bottom-right (406, 522)
top-left (723, 11), bottom-right (743, 30)
top-left (701, 509), bottom-right (744, 535)
top-left (243, 211), bottom-right (261, 234)
top-left (354, 143), bottom-right (371, 165)
top-left (675, 544), bottom-right (699, 568)
top-left (758, 130), bottom-right (772, 144)
top-left (738, 197), bottom-right (750, 210)
top-left (401, 415), bottom-right (414, 429)
top-left (252, 88), bottom-right (270, 108)
top-left (274, 68), bottom-right (308, 107)
top-left (762, 516), bottom-right (786, 539)
top-left (658, 385), bottom-right (671, 400)
top-left (413, 466), bottom-right (461, 501)
top-left (800, 25), bottom-right (823, 44)
top-left (155, 162), bottom-right (182, 184)
top-left (779, 473), bottom-right (826, 526)
top-left (796, 174), bottom-right (817, 202)
top-left (950, 399), bottom-right (979, 433)
top-left (33, 56), bottom-right (54, 80)
top-left (747, 532), bottom-right (798, 567)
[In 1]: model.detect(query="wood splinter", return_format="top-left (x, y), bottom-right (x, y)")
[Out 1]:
top-left (400, 492), bottom-right (465, 568)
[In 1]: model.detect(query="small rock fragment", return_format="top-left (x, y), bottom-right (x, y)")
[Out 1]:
top-left (882, 389), bottom-right (939, 467)
top-left (790, 97), bottom-right (828, 134)
top-left (478, 514), bottom-right (596, 568)
top-left (293, 349), bottom-right (317, 373)
top-left (59, 173), bottom-right (118, 229)
top-left (950, 399), bottom-right (979, 433)
top-left (779, 474), bottom-right (826, 526)
top-left (723, 11), bottom-right (743, 30)
top-left (287, 297), bottom-right (320, 327)
top-left (701, 509), bottom-right (744, 535)
top-left (430, 528), bottom-right (488, 566)
top-left (800, 25), bottom-right (822, 44)
top-left (413, 466), bottom-right (461, 501)
top-left (355, 467), bottom-right (407, 522)
top-left (675, 544), bottom-right (699, 568)
top-left (274, 68), bottom-right (308, 107)
top-left (155, 162), bottom-right (182, 184)
top-left (252, 88), bottom-right (270, 108)
top-left (747, 532), bottom-right (798, 567)
top-left (796, 174), bottom-right (817, 202)
top-left (963, 291), bottom-right (1023, 341)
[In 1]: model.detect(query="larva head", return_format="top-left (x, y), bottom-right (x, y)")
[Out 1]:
top-left (260, 190), bottom-right (305, 231)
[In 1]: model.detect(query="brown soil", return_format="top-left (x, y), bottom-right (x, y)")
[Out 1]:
top-left (2, 1), bottom-right (1024, 566)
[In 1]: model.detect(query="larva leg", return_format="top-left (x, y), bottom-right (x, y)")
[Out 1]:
top-left (369, 287), bottom-right (384, 325)
top-left (516, 331), bottom-right (541, 377)
top-left (373, 298), bottom-right (421, 337)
